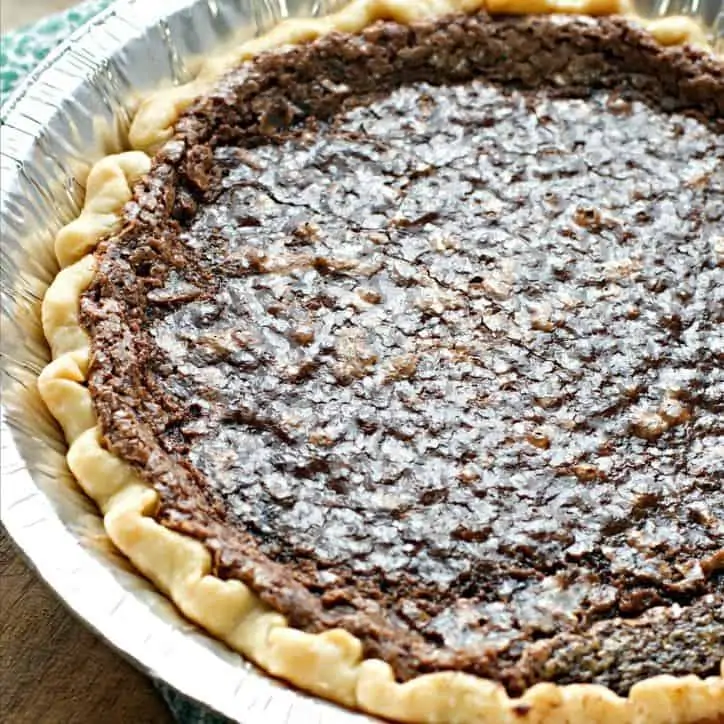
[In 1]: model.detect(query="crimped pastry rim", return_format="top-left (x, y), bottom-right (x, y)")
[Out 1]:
top-left (38, 0), bottom-right (724, 722)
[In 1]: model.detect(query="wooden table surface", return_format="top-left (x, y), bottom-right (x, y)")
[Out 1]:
top-left (1, 530), bottom-right (173, 723)
top-left (2, 0), bottom-right (83, 30)
top-left (1, 6), bottom-right (172, 723)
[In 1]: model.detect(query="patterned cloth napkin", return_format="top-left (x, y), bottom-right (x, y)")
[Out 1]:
top-left (2, 3), bottom-right (228, 722)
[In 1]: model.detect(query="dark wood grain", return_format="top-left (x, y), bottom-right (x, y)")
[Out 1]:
top-left (1, 527), bottom-right (173, 724)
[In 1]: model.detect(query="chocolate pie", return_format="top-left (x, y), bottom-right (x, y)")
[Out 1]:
top-left (40, 0), bottom-right (723, 721)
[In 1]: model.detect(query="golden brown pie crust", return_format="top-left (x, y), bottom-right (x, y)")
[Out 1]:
top-left (39, 0), bottom-right (724, 721)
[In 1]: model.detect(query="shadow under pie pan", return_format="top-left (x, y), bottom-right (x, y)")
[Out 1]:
top-left (1, 0), bottom-right (723, 722)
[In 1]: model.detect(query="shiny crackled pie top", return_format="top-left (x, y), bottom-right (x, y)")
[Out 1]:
top-left (82, 12), bottom-right (724, 696)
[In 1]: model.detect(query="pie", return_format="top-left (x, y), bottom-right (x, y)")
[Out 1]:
top-left (38, 0), bottom-right (723, 721)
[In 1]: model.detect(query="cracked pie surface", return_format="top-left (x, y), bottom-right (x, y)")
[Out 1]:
top-left (39, 1), bottom-right (723, 722)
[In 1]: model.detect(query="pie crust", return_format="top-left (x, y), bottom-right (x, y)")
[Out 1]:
top-left (38, 0), bottom-right (724, 721)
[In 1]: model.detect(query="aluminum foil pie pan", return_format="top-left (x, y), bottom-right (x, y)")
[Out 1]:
top-left (1, 0), bottom-right (722, 722)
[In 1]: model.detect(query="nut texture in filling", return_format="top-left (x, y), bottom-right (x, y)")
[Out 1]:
top-left (82, 13), bottom-right (724, 696)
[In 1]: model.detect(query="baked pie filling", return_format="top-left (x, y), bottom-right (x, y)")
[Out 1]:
top-left (40, 3), bottom-right (723, 721)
